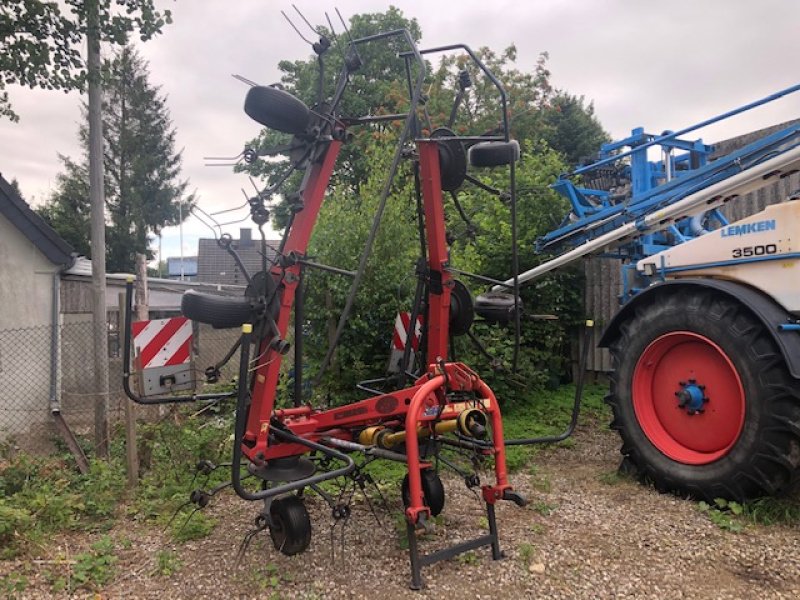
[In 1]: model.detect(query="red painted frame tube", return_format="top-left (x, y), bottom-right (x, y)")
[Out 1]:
top-left (475, 378), bottom-right (512, 504)
top-left (417, 141), bottom-right (452, 362)
top-left (244, 140), bottom-right (342, 458)
top-left (403, 374), bottom-right (445, 524)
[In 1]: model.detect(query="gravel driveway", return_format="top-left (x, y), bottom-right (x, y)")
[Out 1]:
top-left (7, 418), bottom-right (800, 599)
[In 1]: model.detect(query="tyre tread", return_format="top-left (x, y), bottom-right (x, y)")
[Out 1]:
top-left (606, 288), bottom-right (800, 501)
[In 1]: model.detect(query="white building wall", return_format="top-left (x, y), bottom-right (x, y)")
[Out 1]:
top-left (0, 213), bottom-right (60, 441)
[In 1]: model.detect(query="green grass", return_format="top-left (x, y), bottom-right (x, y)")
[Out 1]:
top-left (743, 496), bottom-right (800, 525)
top-left (698, 495), bottom-right (800, 532)
top-left (518, 542), bottom-right (535, 564)
top-left (0, 406), bottom-right (234, 557)
top-left (501, 383), bottom-right (607, 472)
top-left (155, 549), bottom-right (182, 577)
top-left (0, 572), bottom-right (28, 598)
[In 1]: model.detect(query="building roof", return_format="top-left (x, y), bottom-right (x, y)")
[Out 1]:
top-left (712, 118), bottom-right (800, 158)
top-left (197, 228), bottom-right (280, 285)
top-left (0, 173), bottom-right (76, 268)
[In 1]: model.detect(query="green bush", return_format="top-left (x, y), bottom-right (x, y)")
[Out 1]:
top-left (0, 500), bottom-right (32, 557)
top-left (69, 535), bottom-right (117, 592)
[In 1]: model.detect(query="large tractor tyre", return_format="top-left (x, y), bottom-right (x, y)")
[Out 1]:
top-left (269, 495), bottom-right (312, 556)
top-left (606, 289), bottom-right (800, 502)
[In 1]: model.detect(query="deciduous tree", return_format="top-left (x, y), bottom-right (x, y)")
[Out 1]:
top-left (0, 0), bottom-right (171, 121)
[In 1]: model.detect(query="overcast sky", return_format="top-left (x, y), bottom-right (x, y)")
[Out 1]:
top-left (2, 0), bottom-right (799, 264)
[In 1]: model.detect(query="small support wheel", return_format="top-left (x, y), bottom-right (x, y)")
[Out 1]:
top-left (402, 469), bottom-right (445, 517)
top-left (269, 495), bottom-right (312, 556)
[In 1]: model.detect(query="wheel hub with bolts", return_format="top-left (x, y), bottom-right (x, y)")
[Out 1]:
top-left (675, 379), bottom-right (709, 415)
top-left (631, 330), bottom-right (745, 464)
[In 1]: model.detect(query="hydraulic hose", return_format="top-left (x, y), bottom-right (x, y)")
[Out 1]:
top-left (458, 321), bottom-right (594, 449)
top-left (231, 324), bottom-right (355, 502)
top-left (122, 279), bottom-right (233, 405)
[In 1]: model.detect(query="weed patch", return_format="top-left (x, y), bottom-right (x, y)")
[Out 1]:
top-left (698, 498), bottom-right (744, 533)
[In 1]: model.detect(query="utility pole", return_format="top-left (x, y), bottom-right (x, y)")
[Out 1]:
top-left (179, 200), bottom-right (185, 281)
top-left (121, 253), bottom-right (148, 487)
top-left (87, 0), bottom-right (110, 457)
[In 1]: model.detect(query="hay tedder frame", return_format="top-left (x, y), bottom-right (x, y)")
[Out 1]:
top-left (124, 14), bottom-right (591, 589)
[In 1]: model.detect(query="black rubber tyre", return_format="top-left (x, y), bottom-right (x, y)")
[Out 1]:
top-left (269, 495), bottom-right (312, 556)
top-left (449, 279), bottom-right (474, 336)
top-left (474, 292), bottom-right (522, 324)
top-left (606, 288), bottom-right (800, 502)
top-left (244, 85), bottom-right (311, 135)
top-left (468, 140), bottom-right (520, 167)
top-left (401, 469), bottom-right (445, 517)
top-left (181, 290), bottom-right (254, 329)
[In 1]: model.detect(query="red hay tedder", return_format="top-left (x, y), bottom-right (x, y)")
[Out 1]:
top-left (123, 14), bottom-right (591, 589)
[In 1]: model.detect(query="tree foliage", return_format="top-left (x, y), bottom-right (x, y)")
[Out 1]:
top-left (37, 155), bottom-right (91, 256)
top-left (236, 9), bottom-right (608, 399)
top-left (37, 46), bottom-right (193, 271)
top-left (102, 46), bottom-right (194, 270)
top-left (303, 138), bottom-right (419, 395)
top-left (540, 92), bottom-right (608, 166)
top-left (238, 6), bottom-right (422, 204)
top-left (0, 0), bottom-right (171, 121)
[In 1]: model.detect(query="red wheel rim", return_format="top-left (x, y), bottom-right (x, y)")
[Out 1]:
top-left (632, 331), bottom-right (745, 465)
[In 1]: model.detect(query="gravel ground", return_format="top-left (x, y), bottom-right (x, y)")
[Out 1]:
top-left (5, 420), bottom-right (800, 599)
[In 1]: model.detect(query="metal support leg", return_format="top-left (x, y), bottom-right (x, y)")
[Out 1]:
top-left (486, 502), bottom-right (502, 560)
top-left (407, 521), bottom-right (423, 590)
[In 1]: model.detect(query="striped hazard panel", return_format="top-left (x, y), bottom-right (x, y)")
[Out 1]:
top-left (131, 317), bottom-right (192, 369)
top-left (392, 312), bottom-right (423, 351)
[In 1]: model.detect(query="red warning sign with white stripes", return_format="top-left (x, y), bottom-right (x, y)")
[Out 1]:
top-left (392, 312), bottom-right (423, 351)
top-left (131, 317), bottom-right (192, 369)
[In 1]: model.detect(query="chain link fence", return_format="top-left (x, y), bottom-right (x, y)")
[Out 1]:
top-left (0, 318), bottom-right (243, 454)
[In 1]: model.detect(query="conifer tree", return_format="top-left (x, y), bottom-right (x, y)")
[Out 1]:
top-left (38, 46), bottom-right (194, 271)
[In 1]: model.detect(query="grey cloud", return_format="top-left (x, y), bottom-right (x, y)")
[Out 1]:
top-left (1, 0), bottom-right (798, 249)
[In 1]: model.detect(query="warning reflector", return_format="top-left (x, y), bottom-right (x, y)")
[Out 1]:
top-left (392, 312), bottom-right (422, 351)
top-left (131, 317), bottom-right (193, 395)
top-left (388, 312), bottom-right (423, 373)
top-left (131, 317), bottom-right (192, 368)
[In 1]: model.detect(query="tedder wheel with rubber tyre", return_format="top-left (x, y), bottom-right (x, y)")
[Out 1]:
top-left (606, 288), bottom-right (800, 502)
top-left (269, 495), bottom-right (312, 556)
top-left (401, 469), bottom-right (446, 517)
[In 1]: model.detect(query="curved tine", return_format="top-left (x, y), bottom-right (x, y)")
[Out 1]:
top-left (232, 73), bottom-right (258, 87)
top-left (336, 8), bottom-right (358, 55)
top-left (209, 196), bottom-right (250, 216)
top-left (173, 506), bottom-right (203, 539)
top-left (190, 205), bottom-right (222, 239)
top-left (248, 176), bottom-right (262, 197)
top-left (282, 10), bottom-right (313, 45)
top-left (204, 151), bottom-right (244, 162)
top-left (293, 4), bottom-right (324, 38)
top-left (216, 213), bottom-right (255, 228)
top-left (163, 499), bottom-right (193, 532)
top-left (237, 519), bottom-right (268, 561)
top-left (325, 12), bottom-right (347, 61)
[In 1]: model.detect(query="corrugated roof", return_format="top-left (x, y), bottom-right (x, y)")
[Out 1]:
top-left (0, 173), bottom-right (76, 268)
